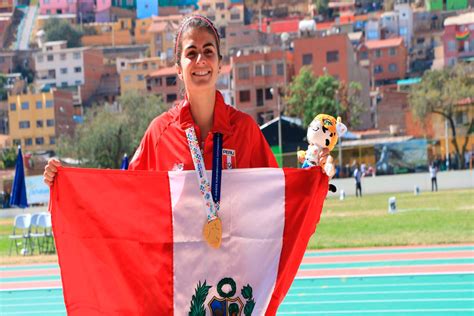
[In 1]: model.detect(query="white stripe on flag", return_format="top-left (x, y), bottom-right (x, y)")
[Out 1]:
top-left (170, 168), bottom-right (285, 314)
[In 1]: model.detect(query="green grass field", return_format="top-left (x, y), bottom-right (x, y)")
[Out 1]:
top-left (309, 188), bottom-right (474, 249)
top-left (0, 189), bottom-right (473, 261)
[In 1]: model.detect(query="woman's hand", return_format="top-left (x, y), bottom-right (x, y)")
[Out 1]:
top-left (43, 158), bottom-right (62, 187)
top-left (318, 148), bottom-right (330, 167)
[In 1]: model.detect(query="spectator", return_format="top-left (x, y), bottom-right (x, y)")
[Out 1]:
top-left (429, 162), bottom-right (438, 192)
top-left (354, 165), bottom-right (363, 197)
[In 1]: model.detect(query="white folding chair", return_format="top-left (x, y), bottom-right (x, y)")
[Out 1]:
top-left (37, 213), bottom-right (54, 254)
top-left (9, 214), bottom-right (32, 256)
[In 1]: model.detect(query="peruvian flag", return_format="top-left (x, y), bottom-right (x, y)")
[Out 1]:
top-left (51, 167), bottom-right (328, 315)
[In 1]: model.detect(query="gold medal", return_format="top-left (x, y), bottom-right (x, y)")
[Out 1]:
top-left (202, 217), bottom-right (222, 249)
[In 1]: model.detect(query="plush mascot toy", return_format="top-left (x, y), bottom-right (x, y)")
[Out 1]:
top-left (298, 114), bottom-right (347, 192)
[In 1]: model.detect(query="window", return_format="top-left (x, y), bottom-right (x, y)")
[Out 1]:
top-left (75, 80), bottom-right (82, 85)
top-left (36, 101), bottom-right (42, 109)
top-left (277, 63), bottom-right (284, 76)
top-left (239, 90), bottom-right (250, 102)
top-left (124, 75), bottom-right (131, 83)
top-left (60, 68), bottom-right (68, 74)
top-left (35, 137), bottom-right (44, 145)
top-left (48, 69), bottom-right (56, 79)
top-left (374, 65), bottom-right (383, 73)
top-left (360, 51), bottom-right (368, 59)
top-left (10, 103), bottom-right (16, 111)
top-left (60, 53), bottom-right (67, 60)
top-left (46, 100), bottom-right (54, 108)
top-left (36, 120), bottom-right (43, 128)
top-left (25, 138), bottom-right (32, 146)
top-left (389, 48), bottom-right (396, 56)
top-left (202, 4), bottom-right (210, 10)
top-left (448, 41), bottom-right (456, 52)
top-left (37, 55), bottom-right (43, 63)
top-left (238, 67), bottom-right (250, 80)
top-left (389, 63), bottom-right (397, 72)
top-left (154, 77), bottom-right (162, 86)
top-left (74, 67), bottom-right (82, 73)
top-left (165, 32), bottom-right (173, 41)
top-left (264, 64), bottom-right (272, 76)
top-left (229, 32), bottom-right (237, 37)
top-left (400, 27), bottom-right (408, 36)
top-left (43, 0), bottom-right (50, 4)
top-left (166, 93), bottom-right (177, 103)
top-left (13, 139), bottom-right (21, 146)
top-left (216, 2), bottom-right (225, 10)
top-left (455, 111), bottom-right (468, 125)
top-left (21, 102), bottom-right (29, 110)
top-left (137, 74), bottom-right (144, 81)
top-left (46, 119), bottom-right (55, 127)
top-left (375, 49), bottom-right (382, 58)
top-left (73, 52), bottom-right (81, 60)
top-left (256, 89), bottom-right (264, 106)
top-left (50, 136), bottom-right (56, 145)
top-left (302, 54), bottom-right (313, 65)
top-left (19, 121), bottom-right (30, 129)
top-left (326, 51), bottom-right (339, 63)
top-left (231, 13), bottom-right (240, 20)
top-left (255, 64), bottom-right (263, 76)
top-left (47, 55), bottom-right (54, 62)
top-left (416, 38), bottom-right (425, 45)
top-left (265, 88), bottom-right (273, 100)
top-left (166, 76), bottom-right (176, 86)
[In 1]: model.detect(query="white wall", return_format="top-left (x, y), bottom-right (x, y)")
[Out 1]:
top-left (331, 169), bottom-right (473, 196)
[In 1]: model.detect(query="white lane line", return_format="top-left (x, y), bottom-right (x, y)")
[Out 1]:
top-left (286, 289), bottom-right (473, 297)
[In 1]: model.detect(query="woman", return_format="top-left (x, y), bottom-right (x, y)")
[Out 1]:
top-left (44, 15), bottom-right (329, 182)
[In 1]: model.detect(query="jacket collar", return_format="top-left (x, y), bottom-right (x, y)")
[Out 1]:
top-left (177, 90), bottom-right (233, 136)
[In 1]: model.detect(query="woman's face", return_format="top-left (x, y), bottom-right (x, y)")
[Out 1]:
top-left (176, 28), bottom-right (220, 92)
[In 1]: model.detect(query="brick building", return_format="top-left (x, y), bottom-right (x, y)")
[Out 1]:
top-left (232, 50), bottom-right (293, 125)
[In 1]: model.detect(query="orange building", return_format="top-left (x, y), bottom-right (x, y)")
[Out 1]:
top-left (358, 37), bottom-right (407, 86)
top-left (134, 17), bottom-right (152, 45)
top-left (82, 18), bottom-right (133, 47)
top-left (231, 50), bottom-right (293, 125)
top-left (146, 66), bottom-right (183, 104)
top-left (119, 57), bottom-right (166, 94)
top-left (148, 15), bottom-right (182, 63)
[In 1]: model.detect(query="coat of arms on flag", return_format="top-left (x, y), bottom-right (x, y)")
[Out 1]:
top-left (189, 277), bottom-right (255, 316)
top-left (51, 167), bottom-right (328, 315)
top-left (222, 149), bottom-right (236, 169)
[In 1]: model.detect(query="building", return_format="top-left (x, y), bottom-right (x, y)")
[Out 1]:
top-left (119, 57), bottom-right (166, 94)
top-left (95, 0), bottom-right (112, 22)
top-left (112, 0), bottom-right (136, 10)
top-left (136, 0), bottom-right (158, 19)
top-left (81, 19), bottom-right (134, 47)
top-left (216, 63), bottom-right (232, 105)
top-left (442, 12), bottom-right (474, 67)
top-left (293, 33), bottom-right (372, 129)
top-left (0, 49), bottom-right (15, 73)
top-left (148, 15), bottom-right (182, 62)
top-left (7, 88), bottom-right (76, 151)
top-left (226, 24), bottom-right (279, 57)
top-left (425, 0), bottom-right (469, 11)
top-left (33, 41), bottom-right (105, 105)
top-left (358, 37), bottom-right (407, 86)
top-left (394, 3), bottom-right (413, 49)
top-left (231, 50), bottom-right (293, 125)
top-left (365, 18), bottom-right (381, 40)
top-left (39, 0), bottom-right (78, 15)
top-left (135, 17), bottom-right (153, 45)
top-left (244, 0), bottom-right (310, 19)
top-left (0, 0), bottom-right (15, 13)
top-left (146, 66), bottom-right (182, 104)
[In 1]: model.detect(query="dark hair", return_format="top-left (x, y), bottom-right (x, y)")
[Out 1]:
top-left (174, 15), bottom-right (222, 66)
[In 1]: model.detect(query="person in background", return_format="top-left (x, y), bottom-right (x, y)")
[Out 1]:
top-left (429, 162), bottom-right (438, 192)
top-left (354, 164), bottom-right (363, 197)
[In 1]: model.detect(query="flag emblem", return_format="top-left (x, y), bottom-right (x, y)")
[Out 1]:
top-left (222, 149), bottom-right (236, 169)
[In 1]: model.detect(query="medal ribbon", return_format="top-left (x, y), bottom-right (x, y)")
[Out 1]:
top-left (185, 126), bottom-right (222, 222)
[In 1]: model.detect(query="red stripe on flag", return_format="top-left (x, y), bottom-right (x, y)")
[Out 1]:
top-left (52, 168), bottom-right (174, 315)
top-left (266, 167), bottom-right (328, 315)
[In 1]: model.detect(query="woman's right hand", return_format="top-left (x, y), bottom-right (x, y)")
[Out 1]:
top-left (43, 158), bottom-right (62, 187)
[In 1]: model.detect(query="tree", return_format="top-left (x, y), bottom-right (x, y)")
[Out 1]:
top-left (408, 63), bottom-right (474, 168)
top-left (313, 0), bottom-right (329, 16)
top-left (43, 18), bottom-right (83, 48)
top-left (0, 147), bottom-right (17, 169)
top-left (0, 75), bottom-right (7, 101)
top-left (285, 67), bottom-right (364, 128)
top-left (58, 92), bottom-right (167, 168)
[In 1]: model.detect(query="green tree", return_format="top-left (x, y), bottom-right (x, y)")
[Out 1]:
top-left (0, 148), bottom-right (18, 169)
top-left (408, 63), bottom-right (474, 167)
top-left (58, 92), bottom-right (167, 168)
top-left (285, 67), bottom-right (364, 128)
top-left (0, 75), bottom-right (7, 100)
top-left (43, 18), bottom-right (83, 48)
top-left (313, 0), bottom-right (329, 15)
